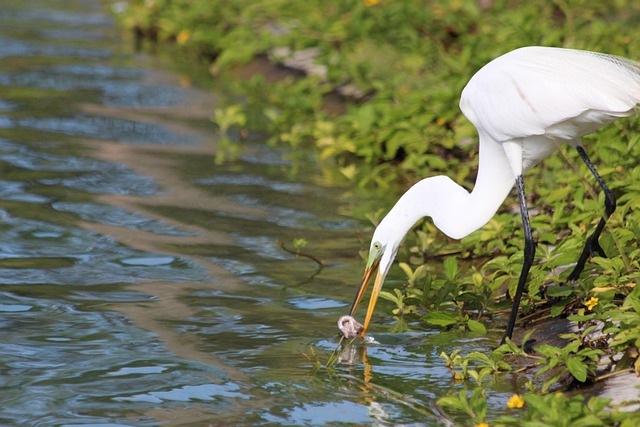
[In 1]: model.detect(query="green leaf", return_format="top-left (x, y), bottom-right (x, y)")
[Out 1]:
top-left (467, 319), bottom-right (487, 334)
top-left (566, 357), bottom-right (588, 382)
top-left (587, 396), bottom-right (610, 412)
top-left (355, 104), bottom-right (376, 134)
top-left (546, 286), bottom-right (574, 297)
top-left (542, 369), bottom-right (567, 392)
top-left (610, 328), bottom-right (640, 347)
top-left (466, 351), bottom-right (491, 364)
top-left (398, 262), bottom-right (414, 279)
top-left (534, 344), bottom-right (561, 358)
top-left (496, 360), bottom-right (513, 371)
top-left (546, 185), bottom-right (572, 203)
top-left (551, 300), bottom-right (569, 317)
top-left (443, 257), bottom-right (458, 281)
top-left (423, 311), bottom-right (458, 327)
top-left (436, 396), bottom-right (466, 413)
top-left (623, 294), bottom-right (640, 314)
top-left (565, 340), bottom-right (582, 354)
top-left (571, 414), bottom-right (605, 427)
top-left (379, 290), bottom-right (401, 305)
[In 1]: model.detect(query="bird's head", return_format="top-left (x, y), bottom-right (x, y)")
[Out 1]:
top-left (348, 220), bottom-right (403, 338)
top-left (347, 176), bottom-right (455, 338)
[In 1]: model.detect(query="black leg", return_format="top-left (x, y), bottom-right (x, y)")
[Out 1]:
top-left (567, 146), bottom-right (616, 281)
top-left (501, 175), bottom-right (537, 344)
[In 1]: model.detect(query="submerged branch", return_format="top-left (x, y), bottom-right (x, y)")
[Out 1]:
top-left (278, 240), bottom-right (324, 266)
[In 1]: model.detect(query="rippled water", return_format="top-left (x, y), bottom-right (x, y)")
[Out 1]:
top-left (0, 1), bottom-right (516, 425)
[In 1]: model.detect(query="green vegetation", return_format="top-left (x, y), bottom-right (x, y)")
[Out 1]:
top-left (115, 0), bottom-right (640, 424)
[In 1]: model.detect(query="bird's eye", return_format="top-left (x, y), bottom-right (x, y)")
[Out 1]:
top-left (373, 242), bottom-right (382, 251)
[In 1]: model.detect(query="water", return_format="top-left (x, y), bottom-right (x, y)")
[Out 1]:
top-left (0, 1), bottom-right (514, 425)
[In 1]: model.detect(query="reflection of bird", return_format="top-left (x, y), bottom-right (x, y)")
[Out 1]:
top-left (349, 46), bottom-right (640, 344)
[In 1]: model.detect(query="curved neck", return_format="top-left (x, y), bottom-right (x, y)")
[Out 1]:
top-left (442, 133), bottom-right (516, 238)
top-left (380, 133), bottom-right (516, 240)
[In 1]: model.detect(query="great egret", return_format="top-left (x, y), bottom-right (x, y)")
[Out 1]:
top-left (348, 46), bottom-right (640, 344)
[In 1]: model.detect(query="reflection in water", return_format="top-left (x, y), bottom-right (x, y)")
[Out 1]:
top-left (0, 0), bottom-right (514, 426)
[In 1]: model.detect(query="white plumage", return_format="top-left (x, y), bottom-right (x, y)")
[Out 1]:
top-left (462, 47), bottom-right (640, 144)
top-left (347, 46), bottom-right (640, 343)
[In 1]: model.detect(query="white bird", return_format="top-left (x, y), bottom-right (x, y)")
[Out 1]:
top-left (349, 46), bottom-right (640, 344)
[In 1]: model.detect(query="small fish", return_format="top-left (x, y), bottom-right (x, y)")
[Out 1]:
top-left (337, 315), bottom-right (363, 339)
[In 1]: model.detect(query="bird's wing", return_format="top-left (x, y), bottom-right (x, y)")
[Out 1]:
top-left (460, 46), bottom-right (640, 142)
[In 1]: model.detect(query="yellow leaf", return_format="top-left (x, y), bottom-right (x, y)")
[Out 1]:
top-left (591, 286), bottom-right (615, 293)
top-left (339, 164), bottom-right (356, 180)
top-left (398, 262), bottom-right (413, 278)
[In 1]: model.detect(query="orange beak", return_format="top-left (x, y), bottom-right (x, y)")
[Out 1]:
top-left (349, 255), bottom-right (384, 338)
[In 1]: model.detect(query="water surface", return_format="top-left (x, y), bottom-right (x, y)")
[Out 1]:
top-left (0, 1), bottom-right (514, 425)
